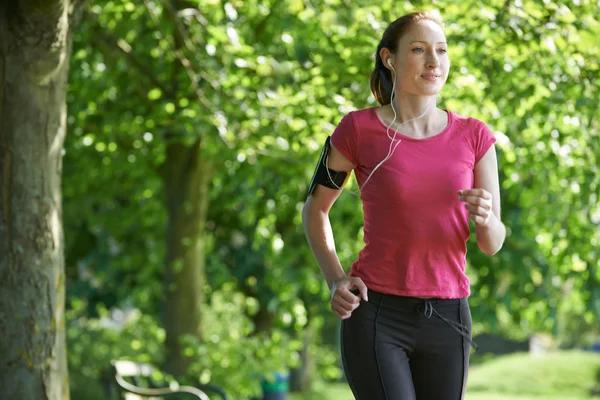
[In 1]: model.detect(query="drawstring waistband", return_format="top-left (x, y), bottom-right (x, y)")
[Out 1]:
top-left (418, 300), bottom-right (479, 351)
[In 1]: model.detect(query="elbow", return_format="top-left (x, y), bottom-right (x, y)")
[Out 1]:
top-left (479, 241), bottom-right (504, 256)
top-left (483, 247), bottom-right (500, 257)
top-left (477, 218), bottom-right (506, 256)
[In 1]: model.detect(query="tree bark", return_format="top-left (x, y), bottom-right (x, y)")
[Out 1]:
top-left (0, 1), bottom-right (72, 399)
top-left (163, 139), bottom-right (212, 377)
top-left (253, 306), bottom-right (275, 334)
top-left (289, 326), bottom-right (313, 392)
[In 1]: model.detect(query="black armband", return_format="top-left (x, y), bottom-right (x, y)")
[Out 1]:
top-left (307, 136), bottom-right (349, 196)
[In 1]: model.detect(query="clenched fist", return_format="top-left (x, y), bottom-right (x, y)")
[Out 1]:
top-left (459, 188), bottom-right (493, 226)
top-left (330, 276), bottom-right (369, 320)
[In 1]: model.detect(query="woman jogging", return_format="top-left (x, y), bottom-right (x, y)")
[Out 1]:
top-left (302, 11), bottom-right (505, 400)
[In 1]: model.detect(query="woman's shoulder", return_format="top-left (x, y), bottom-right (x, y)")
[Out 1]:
top-left (446, 110), bottom-right (496, 158)
top-left (446, 110), bottom-right (490, 130)
top-left (331, 107), bottom-right (380, 149)
top-left (342, 106), bottom-right (377, 119)
top-left (342, 106), bottom-right (381, 128)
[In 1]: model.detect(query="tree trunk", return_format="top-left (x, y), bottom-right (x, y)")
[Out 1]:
top-left (163, 140), bottom-right (211, 377)
top-left (253, 306), bottom-right (275, 334)
top-left (0, 1), bottom-right (73, 398)
top-left (289, 326), bottom-right (313, 392)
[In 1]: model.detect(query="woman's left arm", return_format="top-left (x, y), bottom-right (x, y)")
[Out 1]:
top-left (459, 145), bottom-right (506, 256)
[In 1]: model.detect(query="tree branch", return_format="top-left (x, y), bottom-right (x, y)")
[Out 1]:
top-left (143, 0), bottom-right (232, 149)
top-left (87, 13), bottom-right (172, 98)
top-left (163, 1), bottom-right (219, 92)
top-left (69, 0), bottom-right (93, 28)
top-left (252, 1), bottom-right (276, 43)
top-left (143, 0), bottom-right (222, 113)
top-left (86, 36), bottom-right (156, 111)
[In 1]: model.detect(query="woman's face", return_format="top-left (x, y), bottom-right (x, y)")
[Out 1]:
top-left (388, 20), bottom-right (449, 97)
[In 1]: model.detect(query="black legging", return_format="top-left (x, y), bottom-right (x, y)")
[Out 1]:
top-left (341, 289), bottom-right (473, 400)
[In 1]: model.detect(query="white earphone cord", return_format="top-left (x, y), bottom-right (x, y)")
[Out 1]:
top-left (325, 64), bottom-right (435, 194)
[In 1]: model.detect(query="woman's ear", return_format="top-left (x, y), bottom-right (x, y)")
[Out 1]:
top-left (380, 48), bottom-right (394, 71)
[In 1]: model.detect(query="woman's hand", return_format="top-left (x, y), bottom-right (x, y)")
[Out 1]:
top-left (459, 188), bottom-right (493, 226)
top-left (330, 276), bottom-right (369, 320)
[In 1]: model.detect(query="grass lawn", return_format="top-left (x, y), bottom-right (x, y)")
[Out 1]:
top-left (290, 384), bottom-right (590, 399)
top-left (467, 395), bottom-right (587, 400)
top-left (467, 350), bottom-right (600, 398)
top-left (289, 350), bottom-right (600, 400)
top-left (290, 385), bottom-right (590, 399)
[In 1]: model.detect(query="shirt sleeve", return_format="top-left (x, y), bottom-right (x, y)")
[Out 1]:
top-left (330, 112), bottom-right (359, 166)
top-left (473, 119), bottom-right (496, 164)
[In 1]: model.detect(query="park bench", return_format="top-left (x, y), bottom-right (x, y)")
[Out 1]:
top-left (110, 360), bottom-right (231, 400)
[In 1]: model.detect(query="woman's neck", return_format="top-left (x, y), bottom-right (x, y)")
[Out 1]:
top-left (387, 95), bottom-right (440, 135)
top-left (392, 94), bottom-right (436, 122)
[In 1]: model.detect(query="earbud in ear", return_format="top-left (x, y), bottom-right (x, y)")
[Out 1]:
top-left (387, 59), bottom-right (395, 70)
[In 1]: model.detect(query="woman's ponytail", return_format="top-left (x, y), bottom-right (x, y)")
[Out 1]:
top-left (370, 48), bottom-right (395, 106)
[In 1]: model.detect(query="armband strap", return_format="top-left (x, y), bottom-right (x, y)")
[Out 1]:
top-left (307, 136), bottom-right (350, 196)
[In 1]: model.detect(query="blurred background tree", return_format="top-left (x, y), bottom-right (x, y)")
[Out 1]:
top-left (25, 0), bottom-right (599, 398)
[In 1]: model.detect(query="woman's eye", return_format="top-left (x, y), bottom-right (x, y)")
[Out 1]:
top-left (412, 48), bottom-right (424, 53)
top-left (438, 48), bottom-right (448, 54)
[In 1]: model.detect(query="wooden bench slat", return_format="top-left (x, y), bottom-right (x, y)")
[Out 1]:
top-left (112, 360), bottom-right (155, 377)
top-left (110, 359), bottom-right (230, 400)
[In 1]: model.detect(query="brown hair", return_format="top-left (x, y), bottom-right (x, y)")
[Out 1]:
top-left (370, 12), bottom-right (444, 105)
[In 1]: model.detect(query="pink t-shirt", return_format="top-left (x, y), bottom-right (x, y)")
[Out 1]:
top-left (331, 107), bottom-right (496, 299)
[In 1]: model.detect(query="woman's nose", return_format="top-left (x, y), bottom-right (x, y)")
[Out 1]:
top-left (427, 55), bottom-right (440, 68)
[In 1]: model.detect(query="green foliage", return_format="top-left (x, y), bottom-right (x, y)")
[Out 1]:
top-left (65, 1), bottom-right (168, 315)
top-left (64, 0), bottom-right (600, 396)
top-left (182, 284), bottom-right (302, 399)
top-left (311, 343), bottom-right (343, 382)
top-left (67, 286), bottom-right (302, 400)
top-left (67, 300), bottom-right (165, 400)
top-left (557, 305), bottom-right (599, 349)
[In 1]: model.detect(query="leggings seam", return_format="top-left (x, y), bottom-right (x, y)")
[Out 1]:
top-left (374, 294), bottom-right (388, 400)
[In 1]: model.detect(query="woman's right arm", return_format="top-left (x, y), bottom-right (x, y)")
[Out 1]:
top-left (301, 144), bottom-right (368, 319)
